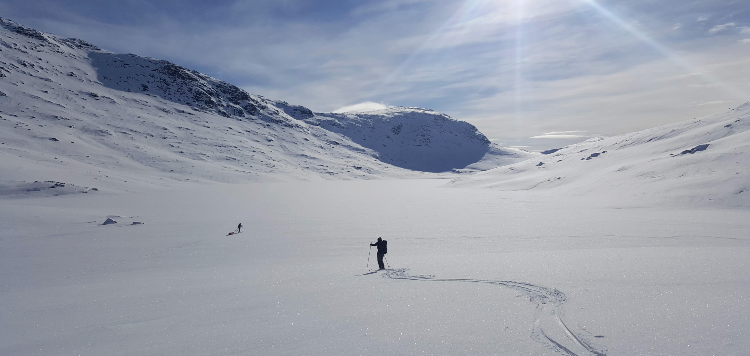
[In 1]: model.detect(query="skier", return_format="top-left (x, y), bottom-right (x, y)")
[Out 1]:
top-left (370, 237), bottom-right (388, 270)
top-left (237, 223), bottom-right (242, 233)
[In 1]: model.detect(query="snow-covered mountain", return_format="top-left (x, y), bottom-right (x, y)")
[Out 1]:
top-left (452, 103), bottom-right (750, 208)
top-left (0, 17), bottom-right (532, 191)
top-left (305, 108), bottom-right (531, 172)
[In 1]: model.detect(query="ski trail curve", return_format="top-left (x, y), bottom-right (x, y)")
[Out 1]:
top-left (383, 269), bottom-right (607, 356)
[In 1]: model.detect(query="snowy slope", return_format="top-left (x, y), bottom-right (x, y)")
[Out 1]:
top-left (452, 103), bottom-right (750, 208)
top-left (306, 108), bottom-right (533, 172)
top-left (0, 18), bottom-right (530, 192)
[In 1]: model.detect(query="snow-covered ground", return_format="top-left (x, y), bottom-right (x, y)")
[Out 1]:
top-left (453, 103), bottom-right (750, 209)
top-left (3, 17), bottom-right (750, 356)
top-left (2, 180), bottom-right (749, 355)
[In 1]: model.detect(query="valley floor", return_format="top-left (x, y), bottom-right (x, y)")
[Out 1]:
top-left (1, 179), bottom-right (749, 355)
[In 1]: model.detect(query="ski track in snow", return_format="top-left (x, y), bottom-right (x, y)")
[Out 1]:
top-left (383, 268), bottom-right (607, 356)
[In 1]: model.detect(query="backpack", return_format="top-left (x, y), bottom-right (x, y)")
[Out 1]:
top-left (382, 240), bottom-right (387, 254)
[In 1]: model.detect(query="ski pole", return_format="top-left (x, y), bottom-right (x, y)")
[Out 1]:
top-left (367, 246), bottom-right (371, 270)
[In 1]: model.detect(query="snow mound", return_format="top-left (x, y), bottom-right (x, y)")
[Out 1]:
top-left (452, 104), bottom-right (750, 208)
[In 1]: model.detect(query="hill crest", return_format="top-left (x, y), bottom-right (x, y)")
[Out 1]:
top-left (0, 17), bottom-right (532, 191)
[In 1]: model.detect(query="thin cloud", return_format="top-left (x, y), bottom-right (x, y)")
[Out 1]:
top-left (687, 83), bottom-right (722, 88)
top-left (696, 100), bottom-right (732, 106)
top-left (332, 101), bottom-right (389, 113)
top-left (663, 72), bottom-right (707, 81)
top-left (351, 0), bottom-right (434, 16)
top-left (531, 131), bottom-right (590, 139)
top-left (708, 23), bottom-right (735, 34)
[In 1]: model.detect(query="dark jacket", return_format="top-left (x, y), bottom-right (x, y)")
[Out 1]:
top-left (370, 240), bottom-right (387, 254)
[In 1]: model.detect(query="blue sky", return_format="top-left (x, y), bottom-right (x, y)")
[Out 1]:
top-left (3, 0), bottom-right (750, 150)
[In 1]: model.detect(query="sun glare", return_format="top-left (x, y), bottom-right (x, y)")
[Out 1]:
top-left (580, 0), bottom-right (749, 101)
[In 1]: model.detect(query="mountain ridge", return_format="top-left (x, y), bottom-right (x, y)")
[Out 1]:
top-left (0, 17), bottom-right (533, 191)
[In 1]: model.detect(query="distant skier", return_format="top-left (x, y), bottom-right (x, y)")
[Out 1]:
top-left (370, 237), bottom-right (388, 270)
top-left (237, 223), bottom-right (242, 233)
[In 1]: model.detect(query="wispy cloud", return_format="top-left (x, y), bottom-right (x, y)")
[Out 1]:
top-left (351, 0), bottom-right (435, 16)
top-left (708, 22), bottom-right (735, 34)
top-left (687, 83), bottom-right (722, 88)
top-left (696, 100), bottom-right (732, 106)
top-left (531, 131), bottom-right (590, 139)
top-left (332, 102), bottom-right (389, 113)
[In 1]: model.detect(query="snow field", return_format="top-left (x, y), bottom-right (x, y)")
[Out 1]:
top-left (453, 103), bottom-right (750, 209)
top-left (2, 179), bottom-right (749, 355)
